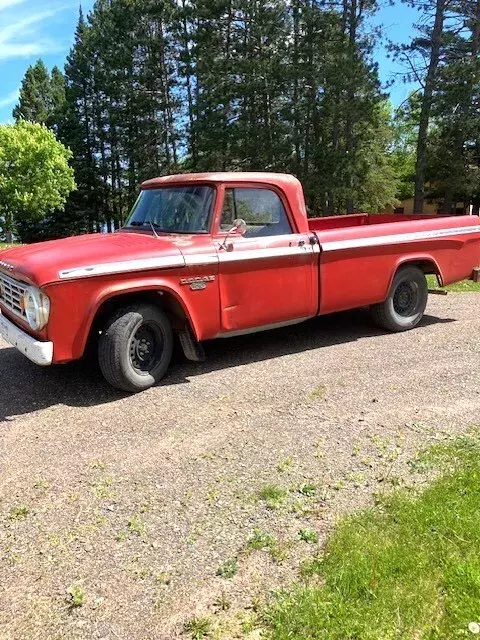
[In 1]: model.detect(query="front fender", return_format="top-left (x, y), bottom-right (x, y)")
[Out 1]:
top-left (45, 271), bottom-right (220, 362)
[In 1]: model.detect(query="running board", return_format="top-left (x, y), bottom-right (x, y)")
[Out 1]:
top-left (428, 289), bottom-right (448, 295)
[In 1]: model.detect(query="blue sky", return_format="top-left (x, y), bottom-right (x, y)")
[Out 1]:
top-left (0, 0), bottom-right (417, 124)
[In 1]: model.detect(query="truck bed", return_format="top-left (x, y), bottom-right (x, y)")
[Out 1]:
top-left (308, 212), bottom-right (443, 232)
top-left (310, 212), bottom-right (480, 316)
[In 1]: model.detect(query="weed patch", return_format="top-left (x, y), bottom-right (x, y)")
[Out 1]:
top-left (258, 485), bottom-right (288, 509)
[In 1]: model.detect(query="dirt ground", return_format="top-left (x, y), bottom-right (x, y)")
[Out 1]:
top-left (1, 294), bottom-right (480, 640)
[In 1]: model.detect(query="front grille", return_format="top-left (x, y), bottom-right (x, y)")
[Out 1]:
top-left (0, 272), bottom-right (27, 320)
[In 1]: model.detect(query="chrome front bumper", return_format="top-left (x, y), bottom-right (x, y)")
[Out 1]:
top-left (0, 310), bottom-right (53, 366)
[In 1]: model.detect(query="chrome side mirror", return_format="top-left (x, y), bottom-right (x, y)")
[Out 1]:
top-left (233, 218), bottom-right (247, 236)
top-left (219, 218), bottom-right (247, 250)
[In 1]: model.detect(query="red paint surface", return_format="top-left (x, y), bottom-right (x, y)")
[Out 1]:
top-left (1, 172), bottom-right (479, 363)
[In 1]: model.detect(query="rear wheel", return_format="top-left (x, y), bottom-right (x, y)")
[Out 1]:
top-left (99, 303), bottom-right (173, 392)
top-left (371, 265), bottom-right (428, 332)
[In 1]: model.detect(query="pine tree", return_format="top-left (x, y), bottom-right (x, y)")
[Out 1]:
top-left (63, 5), bottom-right (103, 234)
top-left (427, 0), bottom-right (480, 212)
top-left (13, 60), bottom-right (51, 123)
top-left (13, 60), bottom-right (68, 133)
top-left (393, 0), bottom-right (458, 212)
top-left (48, 66), bottom-right (67, 132)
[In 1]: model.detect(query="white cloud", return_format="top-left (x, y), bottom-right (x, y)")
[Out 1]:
top-left (0, 0), bottom-right (27, 9)
top-left (0, 3), bottom-right (70, 61)
top-left (0, 89), bottom-right (19, 108)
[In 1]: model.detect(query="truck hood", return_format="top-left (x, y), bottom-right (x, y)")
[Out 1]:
top-left (0, 232), bottom-right (186, 287)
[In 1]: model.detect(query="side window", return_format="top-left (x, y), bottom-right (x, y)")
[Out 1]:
top-left (220, 189), bottom-right (236, 231)
top-left (220, 188), bottom-right (292, 238)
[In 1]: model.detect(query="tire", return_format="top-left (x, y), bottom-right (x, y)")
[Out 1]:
top-left (371, 266), bottom-right (428, 332)
top-left (98, 303), bottom-right (173, 392)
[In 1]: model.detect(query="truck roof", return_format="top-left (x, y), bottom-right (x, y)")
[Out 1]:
top-left (141, 172), bottom-right (302, 190)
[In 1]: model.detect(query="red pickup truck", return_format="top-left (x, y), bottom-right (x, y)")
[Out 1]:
top-left (1, 172), bottom-right (480, 392)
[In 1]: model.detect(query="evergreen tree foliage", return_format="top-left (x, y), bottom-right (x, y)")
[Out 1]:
top-left (393, 0), bottom-right (480, 212)
top-left (13, 60), bottom-right (67, 130)
top-left (10, 0), bottom-right (480, 236)
top-left (13, 60), bottom-right (52, 124)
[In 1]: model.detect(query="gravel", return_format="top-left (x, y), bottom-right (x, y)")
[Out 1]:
top-left (1, 294), bottom-right (479, 639)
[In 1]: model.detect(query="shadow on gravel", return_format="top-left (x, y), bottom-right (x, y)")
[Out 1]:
top-left (0, 309), bottom-right (455, 421)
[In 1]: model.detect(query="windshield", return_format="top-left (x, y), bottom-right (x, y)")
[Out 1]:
top-left (126, 185), bottom-right (214, 234)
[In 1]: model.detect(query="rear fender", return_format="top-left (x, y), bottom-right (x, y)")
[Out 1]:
top-left (386, 254), bottom-right (444, 297)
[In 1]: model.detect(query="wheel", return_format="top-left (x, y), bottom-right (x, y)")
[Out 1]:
top-left (98, 303), bottom-right (173, 392)
top-left (371, 265), bottom-right (428, 332)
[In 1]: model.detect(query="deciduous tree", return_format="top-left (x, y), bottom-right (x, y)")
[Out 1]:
top-left (0, 121), bottom-right (75, 242)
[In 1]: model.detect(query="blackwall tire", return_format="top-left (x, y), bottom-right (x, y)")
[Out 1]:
top-left (371, 266), bottom-right (428, 332)
top-left (98, 303), bottom-right (173, 392)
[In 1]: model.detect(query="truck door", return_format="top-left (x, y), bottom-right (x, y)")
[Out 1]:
top-left (215, 186), bottom-right (317, 335)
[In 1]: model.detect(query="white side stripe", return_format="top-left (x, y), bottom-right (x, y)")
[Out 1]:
top-left (58, 246), bottom-right (309, 279)
top-left (321, 225), bottom-right (480, 252)
top-left (59, 255), bottom-right (185, 279)
top-left (57, 225), bottom-right (480, 279)
top-left (218, 245), bottom-right (310, 262)
top-left (184, 254), bottom-right (218, 266)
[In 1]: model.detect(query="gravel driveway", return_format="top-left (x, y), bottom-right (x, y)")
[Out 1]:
top-left (1, 294), bottom-right (480, 639)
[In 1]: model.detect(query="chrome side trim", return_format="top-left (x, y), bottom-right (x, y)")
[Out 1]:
top-left (321, 225), bottom-right (480, 252)
top-left (59, 255), bottom-right (186, 279)
top-left (217, 316), bottom-right (311, 338)
top-left (0, 311), bottom-right (53, 366)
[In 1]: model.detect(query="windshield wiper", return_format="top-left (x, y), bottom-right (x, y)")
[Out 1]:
top-left (146, 220), bottom-right (160, 238)
top-left (128, 220), bottom-right (161, 238)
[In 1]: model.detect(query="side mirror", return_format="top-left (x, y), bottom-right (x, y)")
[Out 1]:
top-left (220, 218), bottom-right (247, 251)
top-left (232, 218), bottom-right (247, 236)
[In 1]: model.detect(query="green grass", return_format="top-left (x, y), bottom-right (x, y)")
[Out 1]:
top-left (264, 436), bottom-right (480, 639)
top-left (216, 557), bottom-right (238, 579)
top-left (298, 529), bottom-right (319, 544)
top-left (9, 505), bottom-right (29, 521)
top-left (427, 274), bottom-right (480, 292)
top-left (0, 243), bottom-right (19, 250)
top-left (67, 584), bottom-right (86, 608)
top-left (184, 616), bottom-right (212, 639)
top-left (257, 485), bottom-right (288, 509)
top-left (246, 528), bottom-right (292, 563)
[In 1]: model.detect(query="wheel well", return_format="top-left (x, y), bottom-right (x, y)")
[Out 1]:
top-left (88, 290), bottom-right (191, 344)
top-left (399, 259), bottom-right (443, 287)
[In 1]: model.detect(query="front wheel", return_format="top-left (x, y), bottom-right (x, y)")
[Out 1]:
top-left (371, 266), bottom-right (428, 332)
top-left (99, 303), bottom-right (173, 392)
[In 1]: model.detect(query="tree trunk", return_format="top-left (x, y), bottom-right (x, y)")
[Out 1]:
top-left (345, 0), bottom-right (359, 214)
top-left (181, 1), bottom-right (197, 166)
top-left (4, 211), bottom-right (14, 243)
top-left (440, 189), bottom-right (454, 214)
top-left (472, 0), bottom-right (480, 57)
top-left (413, 0), bottom-right (446, 214)
top-left (292, 0), bottom-right (301, 173)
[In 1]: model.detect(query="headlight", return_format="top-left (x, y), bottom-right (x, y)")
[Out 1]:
top-left (23, 287), bottom-right (50, 331)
